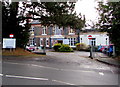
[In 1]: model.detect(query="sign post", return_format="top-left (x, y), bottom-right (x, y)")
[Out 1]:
top-left (3, 34), bottom-right (16, 52)
top-left (88, 35), bottom-right (93, 58)
top-left (9, 34), bottom-right (14, 52)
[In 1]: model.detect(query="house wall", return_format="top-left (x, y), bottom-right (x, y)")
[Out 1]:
top-left (29, 22), bottom-right (110, 48)
top-left (80, 33), bottom-right (109, 46)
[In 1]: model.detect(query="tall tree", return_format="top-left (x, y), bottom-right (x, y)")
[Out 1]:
top-left (2, 1), bottom-right (30, 48)
top-left (2, 1), bottom-right (86, 48)
top-left (72, 13), bottom-right (85, 43)
top-left (38, 2), bottom-right (85, 41)
top-left (96, 2), bottom-right (120, 55)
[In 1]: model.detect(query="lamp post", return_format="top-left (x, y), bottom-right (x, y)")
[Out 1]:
top-left (49, 24), bottom-right (53, 49)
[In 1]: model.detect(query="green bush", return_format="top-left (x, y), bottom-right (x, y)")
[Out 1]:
top-left (53, 43), bottom-right (62, 51)
top-left (59, 44), bottom-right (73, 52)
top-left (76, 43), bottom-right (89, 51)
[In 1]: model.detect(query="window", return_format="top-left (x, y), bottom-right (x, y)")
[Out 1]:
top-left (69, 29), bottom-right (75, 35)
top-left (68, 38), bottom-right (76, 46)
top-left (81, 38), bottom-right (82, 43)
top-left (91, 38), bottom-right (96, 46)
top-left (40, 38), bottom-right (43, 46)
top-left (29, 38), bottom-right (34, 46)
top-left (106, 38), bottom-right (108, 45)
top-left (42, 26), bottom-right (47, 35)
top-left (30, 26), bottom-right (34, 36)
top-left (54, 25), bottom-right (62, 35)
top-left (30, 26), bottom-right (34, 32)
top-left (46, 38), bottom-right (49, 47)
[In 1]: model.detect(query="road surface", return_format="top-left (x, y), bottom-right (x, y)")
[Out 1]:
top-left (1, 51), bottom-right (120, 86)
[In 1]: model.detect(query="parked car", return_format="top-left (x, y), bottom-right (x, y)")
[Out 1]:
top-left (98, 45), bottom-right (108, 52)
top-left (26, 45), bottom-right (37, 51)
top-left (106, 44), bottom-right (113, 56)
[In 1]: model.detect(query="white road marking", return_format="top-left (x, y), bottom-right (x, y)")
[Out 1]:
top-left (31, 64), bottom-right (59, 70)
top-left (5, 75), bottom-right (48, 81)
top-left (0, 74), bottom-right (3, 76)
top-left (110, 69), bottom-right (115, 74)
top-left (61, 69), bottom-right (95, 73)
top-left (4, 74), bottom-right (76, 85)
top-left (4, 62), bottom-right (29, 66)
top-left (99, 72), bottom-right (104, 76)
top-left (52, 79), bottom-right (76, 85)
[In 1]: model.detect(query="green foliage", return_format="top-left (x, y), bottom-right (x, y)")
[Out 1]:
top-left (2, 2), bottom-right (30, 48)
top-left (53, 44), bottom-right (73, 52)
top-left (96, 2), bottom-right (120, 55)
top-left (59, 44), bottom-right (73, 52)
top-left (2, 1), bottom-right (86, 49)
top-left (53, 43), bottom-right (62, 51)
top-left (76, 43), bottom-right (89, 51)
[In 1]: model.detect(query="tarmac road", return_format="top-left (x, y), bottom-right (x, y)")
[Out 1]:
top-left (2, 51), bottom-right (119, 86)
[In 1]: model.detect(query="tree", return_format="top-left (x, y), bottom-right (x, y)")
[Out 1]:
top-left (73, 14), bottom-right (85, 43)
top-left (96, 2), bottom-right (120, 55)
top-left (38, 2), bottom-right (85, 42)
top-left (39, 2), bottom-right (77, 49)
top-left (2, 1), bottom-right (30, 48)
top-left (2, 1), bottom-right (86, 49)
top-left (26, 2), bottom-right (86, 45)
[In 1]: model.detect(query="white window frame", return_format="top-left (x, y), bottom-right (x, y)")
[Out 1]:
top-left (68, 38), bottom-right (76, 47)
top-left (29, 38), bottom-right (34, 46)
top-left (30, 26), bottom-right (34, 36)
top-left (91, 38), bottom-right (96, 46)
top-left (42, 26), bottom-right (47, 35)
top-left (81, 38), bottom-right (82, 43)
top-left (40, 38), bottom-right (43, 46)
top-left (106, 38), bottom-right (108, 45)
top-left (46, 38), bottom-right (49, 47)
top-left (69, 29), bottom-right (75, 35)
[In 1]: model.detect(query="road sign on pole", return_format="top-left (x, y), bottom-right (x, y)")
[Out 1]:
top-left (88, 35), bottom-right (92, 40)
top-left (9, 34), bottom-right (14, 38)
top-left (88, 35), bottom-right (93, 58)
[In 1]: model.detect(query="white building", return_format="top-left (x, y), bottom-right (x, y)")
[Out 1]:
top-left (80, 32), bottom-right (109, 46)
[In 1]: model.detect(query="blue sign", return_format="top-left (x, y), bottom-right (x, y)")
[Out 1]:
top-left (53, 38), bottom-right (63, 40)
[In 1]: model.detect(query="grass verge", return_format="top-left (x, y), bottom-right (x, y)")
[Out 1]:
top-left (2, 48), bottom-right (44, 57)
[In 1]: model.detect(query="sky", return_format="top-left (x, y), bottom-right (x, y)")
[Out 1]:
top-left (6, 0), bottom-right (100, 28)
top-left (75, 0), bottom-right (99, 28)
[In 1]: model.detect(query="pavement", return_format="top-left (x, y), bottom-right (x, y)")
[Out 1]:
top-left (93, 52), bottom-right (120, 68)
top-left (34, 49), bottom-right (120, 68)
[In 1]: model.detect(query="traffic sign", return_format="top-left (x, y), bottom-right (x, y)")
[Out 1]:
top-left (9, 34), bottom-right (14, 38)
top-left (88, 35), bottom-right (92, 40)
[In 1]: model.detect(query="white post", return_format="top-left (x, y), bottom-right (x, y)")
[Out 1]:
top-left (113, 45), bottom-right (116, 57)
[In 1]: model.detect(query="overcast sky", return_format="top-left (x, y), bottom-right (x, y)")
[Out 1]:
top-left (75, 0), bottom-right (99, 28)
